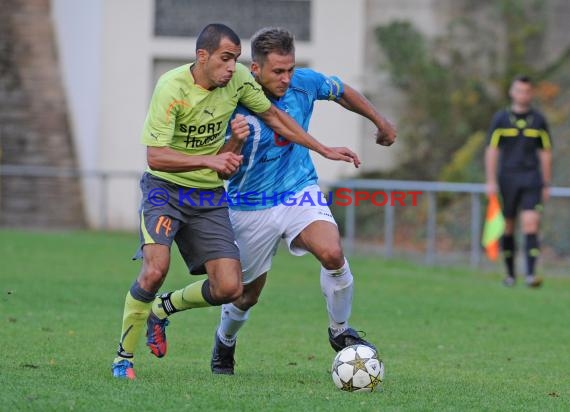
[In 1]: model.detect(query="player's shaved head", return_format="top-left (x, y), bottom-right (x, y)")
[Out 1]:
top-left (196, 23), bottom-right (241, 54)
top-left (251, 27), bottom-right (295, 65)
top-left (511, 74), bottom-right (533, 86)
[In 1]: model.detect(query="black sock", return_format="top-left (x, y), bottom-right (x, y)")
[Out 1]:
top-left (501, 235), bottom-right (515, 278)
top-left (525, 234), bottom-right (540, 277)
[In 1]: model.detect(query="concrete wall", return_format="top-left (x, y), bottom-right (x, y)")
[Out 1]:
top-left (1, 0), bottom-right (84, 228)
top-left (360, 0), bottom-right (453, 173)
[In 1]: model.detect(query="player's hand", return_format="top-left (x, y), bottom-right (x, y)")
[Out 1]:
top-left (230, 114), bottom-right (250, 142)
top-left (207, 152), bottom-right (243, 177)
top-left (486, 181), bottom-right (498, 198)
top-left (322, 147), bottom-right (361, 168)
top-left (375, 120), bottom-right (397, 146)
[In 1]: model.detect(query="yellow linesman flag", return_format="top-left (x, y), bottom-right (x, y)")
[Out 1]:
top-left (482, 194), bottom-right (505, 261)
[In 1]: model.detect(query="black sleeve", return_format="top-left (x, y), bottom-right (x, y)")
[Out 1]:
top-left (537, 112), bottom-right (553, 149)
top-left (487, 110), bottom-right (504, 148)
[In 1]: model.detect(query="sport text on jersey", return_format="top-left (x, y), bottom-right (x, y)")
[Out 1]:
top-left (179, 121), bottom-right (224, 148)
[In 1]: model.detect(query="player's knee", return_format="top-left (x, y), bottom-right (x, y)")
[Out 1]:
top-left (240, 289), bottom-right (261, 309)
top-left (211, 282), bottom-right (243, 304)
top-left (320, 246), bottom-right (345, 270)
top-left (523, 222), bottom-right (539, 233)
top-left (521, 213), bottom-right (540, 233)
top-left (139, 266), bottom-right (167, 289)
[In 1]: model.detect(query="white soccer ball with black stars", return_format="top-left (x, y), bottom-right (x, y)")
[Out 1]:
top-left (331, 344), bottom-right (384, 392)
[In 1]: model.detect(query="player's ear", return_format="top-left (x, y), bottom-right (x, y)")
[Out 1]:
top-left (196, 49), bottom-right (209, 63)
top-left (507, 84), bottom-right (514, 100)
top-left (251, 61), bottom-right (261, 77)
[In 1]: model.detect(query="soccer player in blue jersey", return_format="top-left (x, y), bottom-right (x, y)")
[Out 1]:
top-left (112, 23), bottom-right (360, 380)
top-left (146, 27), bottom-right (396, 374)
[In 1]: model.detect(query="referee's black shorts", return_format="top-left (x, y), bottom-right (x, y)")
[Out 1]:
top-left (498, 172), bottom-right (543, 219)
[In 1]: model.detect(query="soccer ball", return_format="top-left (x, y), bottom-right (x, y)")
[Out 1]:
top-left (331, 344), bottom-right (384, 392)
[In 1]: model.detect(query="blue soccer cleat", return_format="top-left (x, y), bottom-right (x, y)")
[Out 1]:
top-left (112, 359), bottom-right (135, 380)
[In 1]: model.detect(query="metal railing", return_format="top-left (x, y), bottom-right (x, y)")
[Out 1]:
top-left (2, 166), bottom-right (569, 266)
top-left (0, 165), bottom-right (141, 229)
top-left (324, 179), bottom-right (570, 266)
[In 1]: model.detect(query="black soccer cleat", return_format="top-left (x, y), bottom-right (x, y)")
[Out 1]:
top-left (328, 327), bottom-right (377, 353)
top-left (211, 330), bottom-right (236, 375)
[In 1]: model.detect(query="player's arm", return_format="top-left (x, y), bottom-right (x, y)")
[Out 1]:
top-left (539, 149), bottom-right (552, 185)
top-left (539, 147), bottom-right (552, 202)
top-left (218, 114), bottom-right (250, 155)
top-left (334, 83), bottom-right (397, 146)
top-left (147, 146), bottom-right (243, 176)
top-left (257, 104), bottom-right (361, 167)
top-left (484, 112), bottom-right (503, 197)
top-left (538, 117), bottom-right (553, 199)
top-left (484, 146), bottom-right (499, 197)
top-left (217, 114), bottom-right (250, 179)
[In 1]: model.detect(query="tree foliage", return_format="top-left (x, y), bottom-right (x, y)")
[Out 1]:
top-left (372, 0), bottom-right (569, 182)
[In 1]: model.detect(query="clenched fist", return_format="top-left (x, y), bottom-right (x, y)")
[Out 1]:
top-left (230, 114), bottom-right (250, 142)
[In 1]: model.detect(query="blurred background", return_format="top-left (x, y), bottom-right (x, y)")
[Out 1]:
top-left (1, 0), bottom-right (569, 265)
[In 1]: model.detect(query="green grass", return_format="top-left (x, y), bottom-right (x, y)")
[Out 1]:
top-left (1, 229), bottom-right (569, 411)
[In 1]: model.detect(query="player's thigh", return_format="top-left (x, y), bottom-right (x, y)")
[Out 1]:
top-left (175, 202), bottom-right (240, 276)
top-left (520, 186), bottom-right (542, 233)
top-left (520, 210), bottom-right (540, 233)
top-left (498, 178), bottom-right (522, 219)
top-left (134, 172), bottom-right (184, 256)
top-left (230, 209), bottom-right (281, 285)
top-left (293, 220), bottom-right (343, 266)
top-left (137, 243), bottom-right (171, 292)
top-left (204, 258), bottom-right (242, 295)
top-left (520, 186), bottom-right (541, 231)
top-left (282, 185), bottom-right (338, 257)
top-left (133, 173), bottom-right (187, 288)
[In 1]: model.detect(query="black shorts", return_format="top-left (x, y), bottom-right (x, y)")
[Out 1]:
top-left (133, 172), bottom-right (240, 275)
top-left (498, 174), bottom-right (542, 219)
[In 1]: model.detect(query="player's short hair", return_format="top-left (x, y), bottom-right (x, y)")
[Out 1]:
top-left (512, 75), bottom-right (533, 86)
top-left (251, 27), bottom-right (295, 64)
top-left (196, 23), bottom-right (240, 54)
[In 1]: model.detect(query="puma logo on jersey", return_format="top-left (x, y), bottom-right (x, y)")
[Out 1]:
top-left (203, 107), bottom-right (216, 118)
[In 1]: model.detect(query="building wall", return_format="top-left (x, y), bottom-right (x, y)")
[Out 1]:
top-left (360, 0), bottom-right (453, 172)
top-left (1, 0), bottom-right (84, 228)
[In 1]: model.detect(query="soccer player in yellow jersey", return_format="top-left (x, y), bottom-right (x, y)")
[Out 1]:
top-left (112, 23), bottom-right (359, 379)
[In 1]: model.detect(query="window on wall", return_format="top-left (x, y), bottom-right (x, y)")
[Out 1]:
top-left (154, 0), bottom-right (311, 41)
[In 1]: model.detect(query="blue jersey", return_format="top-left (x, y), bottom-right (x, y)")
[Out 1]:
top-left (227, 68), bottom-right (344, 210)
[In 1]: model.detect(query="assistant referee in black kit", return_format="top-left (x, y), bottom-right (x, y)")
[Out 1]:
top-left (485, 75), bottom-right (552, 287)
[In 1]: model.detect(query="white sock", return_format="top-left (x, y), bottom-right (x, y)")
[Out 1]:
top-left (217, 303), bottom-right (250, 347)
top-left (320, 258), bottom-right (353, 335)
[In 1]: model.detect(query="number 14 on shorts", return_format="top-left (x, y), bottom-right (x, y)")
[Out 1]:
top-left (155, 216), bottom-right (173, 237)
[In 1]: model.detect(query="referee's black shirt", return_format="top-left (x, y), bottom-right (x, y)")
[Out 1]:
top-left (487, 108), bottom-right (552, 182)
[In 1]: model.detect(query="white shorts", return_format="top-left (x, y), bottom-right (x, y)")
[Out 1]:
top-left (230, 185), bottom-right (337, 284)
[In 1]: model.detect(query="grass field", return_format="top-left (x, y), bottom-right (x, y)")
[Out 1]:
top-left (1, 229), bottom-right (569, 411)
